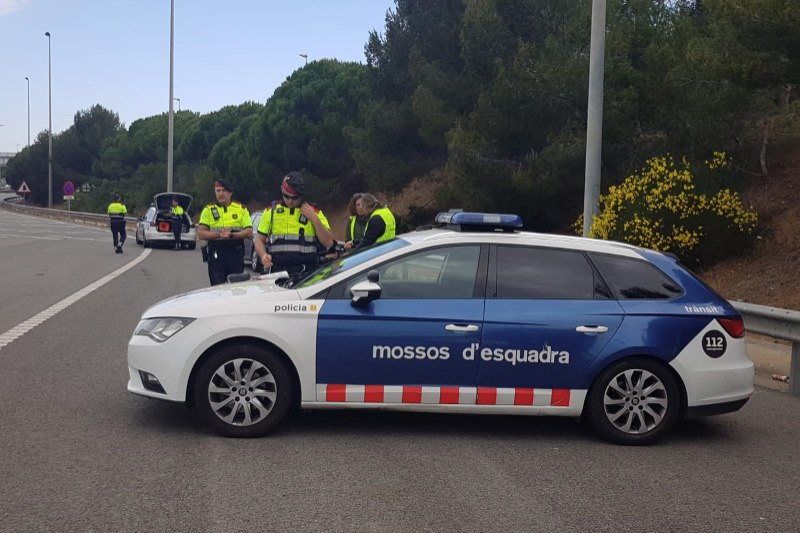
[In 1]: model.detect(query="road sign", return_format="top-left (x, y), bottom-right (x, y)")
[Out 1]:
top-left (63, 181), bottom-right (75, 196)
top-left (17, 181), bottom-right (31, 194)
top-left (63, 195), bottom-right (74, 201)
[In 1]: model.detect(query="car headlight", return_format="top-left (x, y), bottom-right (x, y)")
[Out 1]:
top-left (134, 317), bottom-right (194, 343)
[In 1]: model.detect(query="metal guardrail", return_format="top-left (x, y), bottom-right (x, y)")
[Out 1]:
top-left (1, 195), bottom-right (138, 230)
top-left (732, 301), bottom-right (800, 397)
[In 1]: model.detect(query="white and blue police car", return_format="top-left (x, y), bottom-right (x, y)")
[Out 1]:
top-left (127, 211), bottom-right (754, 445)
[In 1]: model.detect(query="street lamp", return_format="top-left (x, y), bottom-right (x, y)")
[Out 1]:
top-left (45, 31), bottom-right (53, 208)
top-left (173, 97), bottom-right (180, 112)
top-left (167, 0), bottom-right (175, 193)
top-left (299, 53), bottom-right (308, 65)
top-left (582, 0), bottom-right (607, 237)
top-left (24, 77), bottom-right (30, 147)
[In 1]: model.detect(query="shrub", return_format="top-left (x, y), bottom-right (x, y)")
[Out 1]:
top-left (577, 152), bottom-right (758, 267)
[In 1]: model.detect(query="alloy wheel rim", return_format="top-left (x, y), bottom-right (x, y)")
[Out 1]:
top-left (603, 369), bottom-right (668, 434)
top-left (207, 358), bottom-right (277, 426)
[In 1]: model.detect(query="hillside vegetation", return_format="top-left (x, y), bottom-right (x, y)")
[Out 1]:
top-left (4, 0), bottom-right (799, 274)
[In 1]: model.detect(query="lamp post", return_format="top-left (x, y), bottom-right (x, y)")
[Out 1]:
top-left (45, 31), bottom-right (53, 208)
top-left (167, 0), bottom-right (175, 193)
top-left (173, 97), bottom-right (180, 112)
top-left (24, 77), bottom-right (30, 147)
top-left (582, 0), bottom-right (607, 237)
top-left (299, 53), bottom-right (308, 65)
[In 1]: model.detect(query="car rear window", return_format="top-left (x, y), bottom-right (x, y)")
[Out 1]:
top-left (589, 253), bottom-right (684, 300)
top-left (496, 246), bottom-right (596, 299)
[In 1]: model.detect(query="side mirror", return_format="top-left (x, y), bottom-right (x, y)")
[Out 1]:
top-left (350, 270), bottom-right (381, 307)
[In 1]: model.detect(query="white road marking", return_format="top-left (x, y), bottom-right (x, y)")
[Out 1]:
top-left (0, 249), bottom-right (152, 351)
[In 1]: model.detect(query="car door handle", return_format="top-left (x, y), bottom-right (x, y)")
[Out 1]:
top-left (445, 324), bottom-right (480, 333)
top-left (576, 325), bottom-right (609, 334)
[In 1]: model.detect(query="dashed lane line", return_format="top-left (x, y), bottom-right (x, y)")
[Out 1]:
top-left (0, 248), bottom-right (152, 351)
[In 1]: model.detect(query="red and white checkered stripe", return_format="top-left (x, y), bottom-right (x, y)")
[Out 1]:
top-left (316, 384), bottom-right (572, 407)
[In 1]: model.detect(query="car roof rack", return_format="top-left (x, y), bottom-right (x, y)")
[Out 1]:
top-left (433, 209), bottom-right (523, 233)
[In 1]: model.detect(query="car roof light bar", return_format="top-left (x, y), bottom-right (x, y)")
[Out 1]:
top-left (434, 210), bottom-right (523, 232)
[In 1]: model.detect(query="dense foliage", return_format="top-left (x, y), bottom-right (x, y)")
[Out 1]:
top-left (4, 0), bottom-right (798, 264)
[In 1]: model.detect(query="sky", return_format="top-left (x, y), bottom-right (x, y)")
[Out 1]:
top-left (0, 0), bottom-right (396, 154)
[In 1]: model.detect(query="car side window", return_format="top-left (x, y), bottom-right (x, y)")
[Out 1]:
top-left (344, 245), bottom-right (481, 299)
top-left (589, 253), bottom-right (684, 300)
top-left (495, 246), bottom-right (596, 299)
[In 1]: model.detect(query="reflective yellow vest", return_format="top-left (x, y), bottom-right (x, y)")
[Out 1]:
top-left (366, 207), bottom-right (396, 243)
top-left (257, 202), bottom-right (331, 269)
top-left (199, 201), bottom-right (252, 250)
top-left (108, 202), bottom-right (127, 219)
top-left (171, 205), bottom-right (184, 216)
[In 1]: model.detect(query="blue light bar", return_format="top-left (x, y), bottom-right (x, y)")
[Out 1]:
top-left (434, 211), bottom-right (523, 228)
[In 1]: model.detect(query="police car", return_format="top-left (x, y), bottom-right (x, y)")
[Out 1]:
top-left (127, 211), bottom-right (754, 445)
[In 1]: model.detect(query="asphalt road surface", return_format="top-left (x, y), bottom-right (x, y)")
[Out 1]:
top-left (1, 209), bottom-right (799, 532)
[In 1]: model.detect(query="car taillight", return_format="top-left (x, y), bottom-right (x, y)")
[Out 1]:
top-left (717, 318), bottom-right (745, 338)
top-left (149, 222), bottom-right (155, 227)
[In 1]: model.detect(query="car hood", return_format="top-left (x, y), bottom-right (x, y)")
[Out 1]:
top-left (155, 192), bottom-right (192, 212)
top-left (142, 275), bottom-right (299, 319)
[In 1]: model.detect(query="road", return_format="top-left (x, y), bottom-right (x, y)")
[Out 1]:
top-left (1, 208), bottom-right (799, 532)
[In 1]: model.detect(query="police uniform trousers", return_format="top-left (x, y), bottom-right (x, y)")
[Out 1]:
top-left (110, 218), bottom-right (126, 248)
top-left (208, 246), bottom-right (245, 286)
top-left (172, 217), bottom-right (182, 247)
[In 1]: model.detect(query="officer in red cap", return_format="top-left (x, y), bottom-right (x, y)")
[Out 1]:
top-left (253, 172), bottom-right (334, 276)
top-left (197, 179), bottom-right (253, 285)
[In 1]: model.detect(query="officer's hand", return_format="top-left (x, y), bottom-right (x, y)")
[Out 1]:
top-left (344, 240), bottom-right (354, 250)
top-left (220, 228), bottom-right (232, 239)
top-left (260, 252), bottom-right (273, 268)
top-left (300, 203), bottom-right (318, 222)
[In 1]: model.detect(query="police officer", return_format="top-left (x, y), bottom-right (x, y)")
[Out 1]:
top-left (108, 193), bottom-right (128, 253)
top-left (170, 196), bottom-right (184, 250)
top-left (344, 192), bottom-right (367, 249)
top-left (348, 193), bottom-right (395, 250)
top-left (197, 179), bottom-right (253, 286)
top-left (253, 172), bottom-right (334, 276)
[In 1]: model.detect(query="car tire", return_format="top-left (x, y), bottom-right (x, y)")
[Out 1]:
top-left (251, 249), bottom-right (263, 274)
top-left (585, 357), bottom-right (680, 446)
top-left (193, 344), bottom-right (293, 438)
top-left (136, 229), bottom-right (142, 245)
top-left (188, 242), bottom-right (196, 250)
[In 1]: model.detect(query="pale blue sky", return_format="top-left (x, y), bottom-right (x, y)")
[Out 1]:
top-left (0, 0), bottom-right (395, 153)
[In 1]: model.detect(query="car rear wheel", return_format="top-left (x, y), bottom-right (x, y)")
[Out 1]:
top-left (586, 358), bottom-right (680, 445)
top-left (188, 242), bottom-right (196, 250)
top-left (251, 249), bottom-right (263, 274)
top-left (193, 345), bottom-right (293, 438)
top-left (135, 228), bottom-right (142, 245)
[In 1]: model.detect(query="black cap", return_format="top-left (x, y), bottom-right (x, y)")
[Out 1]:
top-left (215, 179), bottom-right (234, 192)
top-left (281, 171), bottom-right (306, 196)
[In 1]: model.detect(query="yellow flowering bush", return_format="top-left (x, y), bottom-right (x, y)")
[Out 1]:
top-left (576, 152), bottom-right (758, 266)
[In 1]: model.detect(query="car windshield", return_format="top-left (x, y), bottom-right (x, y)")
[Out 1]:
top-left (293, 239), bottom-right (410, 289)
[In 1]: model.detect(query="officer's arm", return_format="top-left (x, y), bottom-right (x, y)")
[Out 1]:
top-left (310, 210), bottom-right (334, 249)
top-left (236, 227), bottom-right (253, 239)
top-left (253, 232), bottom-right (268, 257)
top-left (197, 224), bottom-right (219, 241)
top-left (359, 217), bottom-right (385, 248)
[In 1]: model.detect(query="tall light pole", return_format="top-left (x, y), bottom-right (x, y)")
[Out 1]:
top-left (45, 31), bottom-right (53, 208)
top-left (299, 53), bottom-right (308, 65)
top-left (167, 0), bottom-right (175, 193)
top-left (24, 77), bottom-right (30, 147)
top-left (582, 0), bottom-right (607, 237)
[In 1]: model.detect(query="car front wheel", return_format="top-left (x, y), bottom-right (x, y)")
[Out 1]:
top-left (193, 344), bottom-right (293, 438)
top-left (586, 358), bottom-right (680, 446)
